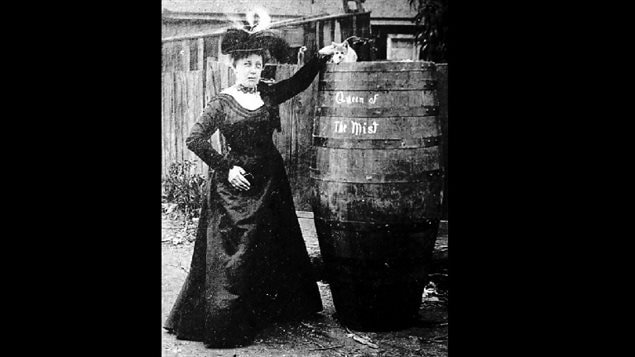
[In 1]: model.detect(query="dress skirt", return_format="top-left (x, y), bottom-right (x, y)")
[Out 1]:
top-left (164, 151), bottom-right (323, 348)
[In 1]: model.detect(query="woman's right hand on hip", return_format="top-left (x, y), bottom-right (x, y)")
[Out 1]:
top-left (228, 166), bottom-right (251, 191)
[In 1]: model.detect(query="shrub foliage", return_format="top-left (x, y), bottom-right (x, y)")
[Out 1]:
top-left (162, 161), bottom-right (206, 219)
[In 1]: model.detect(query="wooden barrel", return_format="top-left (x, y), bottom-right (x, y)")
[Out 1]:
top-left (311, 61), bottom-right (443, 331)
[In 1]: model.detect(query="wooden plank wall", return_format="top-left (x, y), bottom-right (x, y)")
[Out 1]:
top-left (162, 72), bottom-right (175, 176)
top-left (436, 63), bottom-right (448, 220)
top-left (183, 71), bottom-right (205, 172)
top-left (161, 70), bottom-right (205, 176)
top-left (162, 39), bottom-right (195, 72)
top-left (273, 65), bottom-right (319, 211)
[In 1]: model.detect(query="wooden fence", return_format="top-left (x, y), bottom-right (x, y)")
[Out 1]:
top-left (437, 64), bottom-right (448, 220)
top-left (162, 70), bottom-right (205, 175)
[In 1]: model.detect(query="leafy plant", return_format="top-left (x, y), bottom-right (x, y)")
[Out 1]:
top-left (162, 160), bottom-right (206, 220)
top-left (409, 0), bottom-right (448, 63)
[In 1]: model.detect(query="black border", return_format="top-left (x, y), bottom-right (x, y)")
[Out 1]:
top-left (36, 2), bottom-right (164, 354)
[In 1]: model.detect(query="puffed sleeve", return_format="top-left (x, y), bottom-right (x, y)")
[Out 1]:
top-left (263, 55), bottom-right (329, 105)
top-left (185, 97), bottom-right (234, 176)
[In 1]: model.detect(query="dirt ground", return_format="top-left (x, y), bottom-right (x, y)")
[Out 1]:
top-left (162, 214), bottom-right (448, 357)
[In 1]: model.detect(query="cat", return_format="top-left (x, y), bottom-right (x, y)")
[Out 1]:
top-left (329, 41), bottom-right (358, 64)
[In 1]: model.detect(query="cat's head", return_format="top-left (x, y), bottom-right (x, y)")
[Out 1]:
top-left (330, 41), bottom-right (350, 64)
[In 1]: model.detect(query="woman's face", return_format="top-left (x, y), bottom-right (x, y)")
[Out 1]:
top-left (233, 54), bottom-right (264, 88)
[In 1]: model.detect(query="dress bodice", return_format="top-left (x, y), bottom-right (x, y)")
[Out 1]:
top-left (216, 94), bottom-right (277, 156)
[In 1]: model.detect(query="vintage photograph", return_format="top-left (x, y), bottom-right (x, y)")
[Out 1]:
top-left (161, 1), bottom-right (448, 356)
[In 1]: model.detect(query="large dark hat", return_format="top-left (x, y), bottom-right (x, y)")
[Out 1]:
top-left (221, 27), bottom-right (290, 63)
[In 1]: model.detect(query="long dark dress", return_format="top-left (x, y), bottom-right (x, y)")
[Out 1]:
top-left (164, 56), bottom-right (328, 348)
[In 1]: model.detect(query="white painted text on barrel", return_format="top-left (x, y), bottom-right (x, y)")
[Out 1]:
top-left (333, 120), bottom-right (379, 135)
top-left (335, 91), bottom-right (380, 105)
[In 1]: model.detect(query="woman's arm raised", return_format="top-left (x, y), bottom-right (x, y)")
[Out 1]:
top-left (264, 46), bottom-right (335, 105)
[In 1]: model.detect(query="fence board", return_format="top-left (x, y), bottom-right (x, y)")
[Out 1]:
top-left (182, 39), bottom-right (191, 71)
top-left (169, 72), bottom-right (177, 170)
top-left (206, 59), bottom-right (221, 154)
top-left (274, 66), bottom-right (294, 166)
top-left (186, 71), bottom-right (204, 175)
top-left (204, 37), bottom-right (220, 62)
top-left (197, 38), bottom-right (204, 71)
top-left (221, 64), bottom-right (232, 91)
top-left (293, 66), bottom-right (319, 211)
top-left (304, 22), bottom-right (317, 63)
top-left (162, 43), bottom-right (170, 73)
top-left (436, 63), bottom-right (448, 220)
top-left (171, 41), bottom-right (182, 72)
top-left (162, 72), bottom-right (175, 177)
top-left (174, 72), bottom-right (186, 165)
top-left (339, 17), bottom-right (353, 43)
top-left (334, 20), bottom-right (342, 42)
top-left (205, 58), bottom-right (219, 103)
top-left (162, 73), bottom-right (167, 175)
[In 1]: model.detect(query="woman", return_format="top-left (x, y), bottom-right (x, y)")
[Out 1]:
top-left (164, 27), bottom-right (336, 348)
